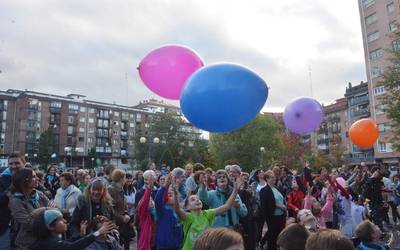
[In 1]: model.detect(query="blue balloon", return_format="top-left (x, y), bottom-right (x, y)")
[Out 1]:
top-left (180, 63), bottom-right (268, 133)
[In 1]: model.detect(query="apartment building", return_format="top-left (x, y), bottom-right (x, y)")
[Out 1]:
top-left (0, 89), bottom-right (151, 168)
top-left (344, 81), bottom-right (375, 164)
top-left (358, 0), bottom-right (400, 165)
top-left (311, 98), bottom-right (350, 159)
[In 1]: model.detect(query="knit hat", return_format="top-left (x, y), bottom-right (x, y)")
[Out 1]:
top-left (44, 209), bottom-right (63, 226)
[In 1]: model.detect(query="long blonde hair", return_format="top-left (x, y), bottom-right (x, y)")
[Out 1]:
top-left (84, 178), bottom-right (114, 207)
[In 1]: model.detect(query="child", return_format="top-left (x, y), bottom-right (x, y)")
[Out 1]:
top-left (85, 217), bottom-right (124, 250)
top-left (287, 179), bottom-right (305, 218)
top-left (194, 228), bottom-right (244, 250)
top-left (30, 208), bottom-right (115, 250)
top-left (155, 174), bottom-right (183, 250)
top-left (304, 184), bottom-right (334, 229)
top-left (356, 220), bottom-right (392, 250)
top-left (173, 176), bottom-right (242, 250)
top-left (351, 197), bottom-right (367, 227)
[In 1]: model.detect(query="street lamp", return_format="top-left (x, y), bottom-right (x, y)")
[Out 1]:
top-left (25, 153), bottom-right (29, 163)
top-left (91, 157), bottom-right (95, 168)
top-left (139, 136), bottom-right (160, 164)
top-left (64, 146), bottom-right (73, 168)
top-left (259, 146), bottom-right (266, 168)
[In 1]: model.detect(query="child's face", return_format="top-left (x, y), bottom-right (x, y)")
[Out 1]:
top-left (186, 195), bottom-right (203, 211)
top-left (51, 217), bottom-right (68, 234)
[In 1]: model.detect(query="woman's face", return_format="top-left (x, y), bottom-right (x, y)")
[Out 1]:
top-left (216, 173), bottom-right (228, 188)
top-left (30, 171), bottom-right (38, 189)
top-left (158, 176), bottom-right (166, 187)
top-left (266, 174), bottom-right (276, 186)
top-left (59, 177), bottom-right (70, 189)
top-left (126, 176), bottom-right (133, 185)
top-left (91, 184), bottom-right (105, 202)
top-left (49, 167), bottom-right (56, 176)
top-left (84, 175), bottom-right (91, 184)
top-left (257, 170), bottom-right (264, 180)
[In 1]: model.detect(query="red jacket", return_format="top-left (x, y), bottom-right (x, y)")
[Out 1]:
top-left (287, 190), bottom-right (305, 213)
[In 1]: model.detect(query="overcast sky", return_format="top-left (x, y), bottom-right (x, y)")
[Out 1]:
top-left (0, 0), bottom-right (366, 111)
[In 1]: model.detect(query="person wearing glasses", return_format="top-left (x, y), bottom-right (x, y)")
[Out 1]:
top-left (259, 170), bottom-right (286, 250)
top-left (197, 169), bottom-right (247, 229)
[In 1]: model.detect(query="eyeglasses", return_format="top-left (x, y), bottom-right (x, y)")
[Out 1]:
top-left (217, 175), bottom-right (227, 179)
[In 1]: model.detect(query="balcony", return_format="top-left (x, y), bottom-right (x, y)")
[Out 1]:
top-left (351, 108), bottom-right (370, 117)
top-left (50, 107), bottom-right (61, 113)
top-left (349, 95), bottom-right (369, 106)
top-left (317, 138), bottom-right (329, 144)
top-left (28, 104), bottom-right (39, 111)
top-left (96, 130), bottom-right (109, 138)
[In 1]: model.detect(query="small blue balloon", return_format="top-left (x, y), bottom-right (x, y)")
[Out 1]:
top-left (180, 63), bottom-right (268, 133)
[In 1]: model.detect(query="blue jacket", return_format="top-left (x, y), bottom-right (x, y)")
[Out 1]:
top-left (198, 185), bottom-right (247, 228)
top-left (155, 186), bottom-right (183, 249)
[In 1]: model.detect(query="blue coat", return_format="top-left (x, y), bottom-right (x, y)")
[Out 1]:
top-left (198, 185), bottom-right (247, 228)
top-left (155, 186), bottom-right (183, 249)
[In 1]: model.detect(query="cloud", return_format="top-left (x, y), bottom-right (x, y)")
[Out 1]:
top-left (0, 0), bottom-right (366, 110)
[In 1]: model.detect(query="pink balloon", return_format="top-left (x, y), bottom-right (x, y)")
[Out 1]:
top-left (138, 45), bottom-right (204, 100)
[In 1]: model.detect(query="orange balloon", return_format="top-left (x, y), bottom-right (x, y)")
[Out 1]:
top-left (349, 118), bottom-right (379, 148)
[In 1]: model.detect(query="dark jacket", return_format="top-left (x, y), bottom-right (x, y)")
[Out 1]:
top-left (70, 195), bottom-right (115, 239)
top-left (107, 182), bottom-right (127, 227)
top-left (0, 174), bottom-right (12, 235)
top-left (259, 184), bottom-right (276, 224)
top-left (364, 177), bottom-right (383, 205)
top-left (44, 175), bottom-right (60, 197)
top-left (9, 190), bottom-right (49, 250)
top-left (30, 233), bottom-right (97, 250)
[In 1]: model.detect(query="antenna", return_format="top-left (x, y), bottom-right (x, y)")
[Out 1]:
top-left (308, 61), bottom-right (314, 97)
top-left (125, 72), bottom-right (129, 106)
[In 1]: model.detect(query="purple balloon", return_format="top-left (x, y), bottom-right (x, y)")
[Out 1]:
top-left (283, 97), bottom-right (323, 135)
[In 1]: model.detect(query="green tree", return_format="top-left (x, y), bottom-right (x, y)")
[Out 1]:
top-left (209, 115), bottom-right (282, 172)
top-left (381, 32), bottom-right (400, 151)
top-left (277, 132), bottom-right (310, 170)
top-left (133, 112), bottom-right (208, 170)
top-left (37, 128), bottom-right (57, 168)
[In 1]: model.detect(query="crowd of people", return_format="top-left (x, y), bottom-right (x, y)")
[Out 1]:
top-left (0, 152), bottom-right (399, 250)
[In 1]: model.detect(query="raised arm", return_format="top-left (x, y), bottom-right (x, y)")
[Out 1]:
top-left (173, 181), bottom-right (186, 221)
top-left (215, 178), bottom-right (241, 216)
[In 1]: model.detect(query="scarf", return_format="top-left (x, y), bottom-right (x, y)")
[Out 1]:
top-left (14, 191), bottom-right (40, 208)
top-left (60, 185), bottom-right (73, 209)
top-left (47, 175), bottom-right (55, 181)
top-left (1, 168), bottom-right (11, 177)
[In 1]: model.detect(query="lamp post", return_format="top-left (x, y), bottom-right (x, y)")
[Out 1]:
top-left (91, 157), bottom-right (95, 168)
top-left (139, 136), bottom-right (160, 164)
top-left (64, 147), bottom-right (73, 168)
top-left (259, 146), bottom-right (265, 168)
top-left (24, 153), bottom-right (29, 163)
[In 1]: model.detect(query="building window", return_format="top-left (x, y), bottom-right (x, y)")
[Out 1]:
top-left (88, 118), bottom-right (94, 123)
top-left (363, 0), bottom-right (375, 8)
top-left (80, 107), bottom-right (86, 112)
top-left (79, 117), bottom-right (86, 123)
top-left (50, 101), bottom-right (61, 108)
top-left (2, 111), bottom-right (6, 120)
top-left (79, 127), bottom-right (85, 133)
top-left (130, 113), bottom-right (134, 119)
top-left (88, 138), bottom-right (93, 143)
top-left (114, 111), bottom-right (119, 117)
top-left (89, 108), bottom-right (95, 113)
top-left (365, 13), bottom-right (377, 25)
top-left (68, 104), bottom-right (79, 114)
top-left (389, 21), bottom-right (398, 32)
top-left (78, 137), bottom-right (84, 142)
top-left (378, 123), bottom-right (391, 132)
top-left (378, 142), bottom-right (393, 152)
top-left (393, 39), bottom-right (400, 51)
top-left (367, 31), bottom-right (379, 43)
top-left (88, 127), bottom-right (95, 133)
top-left (121, 112), bottom-right (129, 121)
top-left (373, 86), bottom-right (386, 95)
top-left (130, 122), bottom-right (135, 128)
top-left (387, 2), bottom-right (395, 13)
top-left (67, 126), bottom-right (74, 135)
top-left (371, 67), bottom-right (384, 78)
top-left (68, 116), bottom-right (75, 124)
top-left (136, 113), bottom-right (142, 122)
top-left (369, 48), bottom-right (383, 60)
